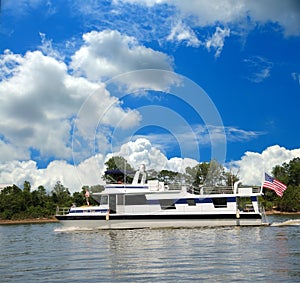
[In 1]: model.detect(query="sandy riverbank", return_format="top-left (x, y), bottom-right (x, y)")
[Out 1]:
top-left (0, 217), bottom-right (59, 225)
top-left (265, 210), bottom-right (300, 215)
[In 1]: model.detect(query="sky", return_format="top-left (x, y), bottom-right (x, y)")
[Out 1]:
top-left (0, 0), bottom-right (300, 192)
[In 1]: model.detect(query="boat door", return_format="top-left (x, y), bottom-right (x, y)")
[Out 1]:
top-left (109, 194), bottom-right (116, 214)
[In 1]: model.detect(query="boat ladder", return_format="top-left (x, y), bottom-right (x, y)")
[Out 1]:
top-left (259, 203), bottom-right (269, 225)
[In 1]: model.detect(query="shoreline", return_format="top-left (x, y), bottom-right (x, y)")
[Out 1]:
top-left (0, 211), bottom-right (299, 225)
top-left (265, 211), bottom-right (300, 215)
top-left (0, 217), bottom-right (59, 225)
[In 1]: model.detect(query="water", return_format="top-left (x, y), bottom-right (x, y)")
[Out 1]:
top-left (0, 215), bottom-right (299, 282)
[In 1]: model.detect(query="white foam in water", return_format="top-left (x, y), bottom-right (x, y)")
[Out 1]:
top-left (54, 226), bottom-right (95, 232)
top-left (271, 219), bottom-right (300, 226)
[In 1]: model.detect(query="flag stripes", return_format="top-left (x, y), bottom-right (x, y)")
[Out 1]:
top-left (263, 173), bottom-right (287, 197)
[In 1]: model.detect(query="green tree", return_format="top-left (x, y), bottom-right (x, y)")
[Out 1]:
top-left (23, 180), bottom-right (32, 209)
top-left (286, 158), bottom-right (300, 186)
top-left (205, 160), bottom-right (226, 186)
top-left (0, 185), bottom-right (25, 219)
top-left (185, 162), bottom-right (209, 186)
top-left (51, 181), bottom-right (72, 207)
top-left (73, 191), bottom-right (85, 206)
top-left (147, 169), bottom-right (158, 180)
top-left (278, 185), bottom-right (300, 212)
top-left (157, 170), bottom-right (179, 184)
top-left (185, 160), bottom-right (226, 187)
top-left (224, 170), bottom-right (239, 187)
top-left (263, 157), bottom-right (300, 212)
top-left (102, 156), bottom-right (134, 183)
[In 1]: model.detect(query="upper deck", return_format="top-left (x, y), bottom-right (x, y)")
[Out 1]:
top-left (101, 165), bottom-right (262, 197)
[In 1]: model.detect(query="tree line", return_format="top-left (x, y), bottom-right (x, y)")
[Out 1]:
top-left (0, 157), bottom-right (299, 220)
top-left (0, 181), bottom-right (103, 220)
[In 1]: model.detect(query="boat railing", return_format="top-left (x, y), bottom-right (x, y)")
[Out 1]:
top-left (204, 186), bottom-right (234, 194)
top-left (56, 207), bottom-right (70, 216)
top-left (167, 184), bottom-right (183, 191)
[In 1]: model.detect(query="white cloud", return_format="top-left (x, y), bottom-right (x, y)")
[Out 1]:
top-left (205, 27), bottom-right (230, 58)
top-left (243, 56), bottom-right (273, 83)
top-left (106, 138), bottom-right (198, 173)
top-left (231, 145), bottom-right (300, 185)
top-left (138, 124), bottom-right (262, 153)
top-left (0, 140), bottom-right (30, 162)
top-left (0, 45), bottom-right (144, 163)
top-left (1, 141), bottom-right (299, 193)
top-left (173, 0), bottom-right (246, 26)
top-left (167, 157), bottom-right (198, 173)
top-left (0, 50), bottom-right (77, 160)
top-left (107, 138), bottom-right (168, 170)
top-left (292, 72), bottom-right (300, 84)
top-left (113, 0), bottom-right (300, 52)
top-left (246, 0), bottom-right (300, 37)
top-left (0, 155), bottom-right (106, 194)
top-left (113, 0), bottom-right (167, 7)
top-left (0, 138), bottom-right (197, 193)
top-left (38, 32), bottom-right (62, 60)
top-left (173, 0), bottom-right (300, 37)
top-left (70, 30), bottom-right (173, 81)
top-left (167, 21), bottom-right (201, 47)
top-left (0, 30), bottom-right (181, 166)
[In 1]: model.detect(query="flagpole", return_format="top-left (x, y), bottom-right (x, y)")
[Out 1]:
top-left (260, 172), bottom-right (264, 194)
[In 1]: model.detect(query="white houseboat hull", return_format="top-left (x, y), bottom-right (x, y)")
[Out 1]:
top-left (56, 214), bottom-right (263, 230)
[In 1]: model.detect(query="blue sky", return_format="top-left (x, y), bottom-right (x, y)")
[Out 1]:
top-left (0, 0), bottom-right (300, 191)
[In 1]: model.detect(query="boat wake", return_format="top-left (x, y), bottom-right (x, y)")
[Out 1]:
top-left (271, 219), bottom-right (300, 227)
top-left (54, 226), bottom-right (95, 232)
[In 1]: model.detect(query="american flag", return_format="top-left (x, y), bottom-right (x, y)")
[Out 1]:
top-left (263, 173), bottom-right (287, 197)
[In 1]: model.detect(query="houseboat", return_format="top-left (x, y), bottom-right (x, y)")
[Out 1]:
top-left (55, 165), bottom-right (268, 229)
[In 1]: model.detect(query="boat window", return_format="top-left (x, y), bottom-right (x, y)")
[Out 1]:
top-left (160, 199), bottom-right (176, 210)
top-left (212, 198), bottom-right (227, 208)
top-left (187, 199), bottom-right (196, 206)
top-left (125, 194), bottom-right (147, 205)
top-left (100, 195), bottom-right (108, 205)
top-left (117, 194), bottom-right (124, 205)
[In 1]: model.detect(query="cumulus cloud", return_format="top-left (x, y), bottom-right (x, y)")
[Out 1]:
top-left (231, 145), bottom-right (300, 185)
top-left (106, 138), bottom-right (198, 173)
top-left (0, 29), bottom-right (176, 164)
top-left (0, 50), bottom-right (78, 161)
top-left (0, 138), bottom-right (197, 193)
top-left (106, 138), bottom-right (168, 170)
top-left (70, 30), bottom-right (173, 81)
top-left (0, 155), bottom-right (106, 194)
top-left (1, 140), bottom-right (299, 193)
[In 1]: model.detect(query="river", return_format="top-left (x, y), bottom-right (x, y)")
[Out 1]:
top-left (0, 215), bottom-right (299, 282)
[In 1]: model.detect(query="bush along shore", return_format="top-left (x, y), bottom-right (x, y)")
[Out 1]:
top-left (0, 217), bottom-right (59, 225)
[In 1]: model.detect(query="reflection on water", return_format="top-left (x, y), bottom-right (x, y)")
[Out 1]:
top-left (0, 215), bottom-right (299, 282)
